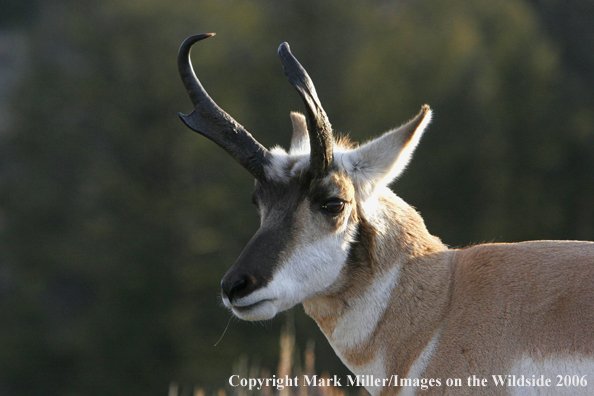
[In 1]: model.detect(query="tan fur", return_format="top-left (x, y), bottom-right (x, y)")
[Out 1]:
top-left (304, 191), bottom-right (450, 367)
top-left (260, 110), bottom-right (593, 394)
top-left (302, 186), bottom-right (594, 395)
top-left (180, 36), bottom-right (594, 394)
top-left (224, 109), bottom-right (593, 395)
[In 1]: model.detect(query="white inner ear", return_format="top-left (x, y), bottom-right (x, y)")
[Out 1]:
top-left (289, 112), bottom-right (310, 154)
top-left (342, 106), bottom-right (432, 200)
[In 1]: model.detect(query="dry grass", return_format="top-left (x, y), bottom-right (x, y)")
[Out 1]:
top-left (170, 318), bottom-right (365, 396)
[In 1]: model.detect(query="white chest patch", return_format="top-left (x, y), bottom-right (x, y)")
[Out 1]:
top-left (398, 330), bottom-right (440, 396)
top-left (508, 355), bottom-right (594, 396)
top-left (333, 331), bottom-right (440, 396)
top-left (336, 350), bottom-right (386, 396)
top-left (332, 264), bottom-right (402, 349)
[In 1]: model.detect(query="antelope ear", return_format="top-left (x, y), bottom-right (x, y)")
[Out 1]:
top-left (289, 112), bottom-right (310, 154)
top-left (343, 105), bottom-right (432, 198)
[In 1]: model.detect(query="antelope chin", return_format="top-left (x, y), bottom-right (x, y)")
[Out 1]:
top-left (231, 299), bottom-right (278, 321)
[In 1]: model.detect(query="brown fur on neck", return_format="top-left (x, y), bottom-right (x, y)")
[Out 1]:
top-left (303, 191), bottom-right (451, 369)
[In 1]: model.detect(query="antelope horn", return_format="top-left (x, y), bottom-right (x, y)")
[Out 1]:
top-left (278, 42), bottom-right (333, 176)
top-left (178, 33), bottom-right (269, 180)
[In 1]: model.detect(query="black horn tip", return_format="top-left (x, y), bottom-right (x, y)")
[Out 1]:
top-left (179, 33), bottom-right (216, 52)
top-left (277, 42), bottom-right (311, 96)
top-left (278, 43), bottom-right (298, 73)
top-left (192, 32), bottom-right (216, 40)
top-left (278, 42), bottom-right (297, 72)
top-left (278, 42), bottom-right (290, 54)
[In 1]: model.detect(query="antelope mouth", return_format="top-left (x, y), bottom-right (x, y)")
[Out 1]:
top-left (233, 298), bottom-right (272, 311)
top-left (230, 299), bottom-right (278, 321)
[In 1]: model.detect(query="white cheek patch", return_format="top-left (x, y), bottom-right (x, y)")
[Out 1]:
top-left (238, 220), bottom-right (357, 317)
top-left (269, 231), bottom-right (354, 310)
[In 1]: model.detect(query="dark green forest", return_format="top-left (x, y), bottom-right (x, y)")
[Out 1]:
top-left (0, 0), bottom-right (593, 395)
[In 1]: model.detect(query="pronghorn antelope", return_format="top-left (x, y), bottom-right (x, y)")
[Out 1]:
top-left (178, 33), bottom-right (594, 396)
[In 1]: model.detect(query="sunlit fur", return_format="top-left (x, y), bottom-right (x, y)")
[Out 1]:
top-left (221, 108), bottom-right (594, 396)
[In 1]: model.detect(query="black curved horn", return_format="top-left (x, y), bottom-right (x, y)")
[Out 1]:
top-left (178, 33), bottom-right (269, 180)
top-left (278, 42), bottom-right (333, 176)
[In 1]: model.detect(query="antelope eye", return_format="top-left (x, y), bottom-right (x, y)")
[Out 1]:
top-left (322, 199), bottom-right (345, 214)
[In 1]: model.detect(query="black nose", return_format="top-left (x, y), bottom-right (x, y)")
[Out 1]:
top-left (221, 275), bottom-right (250, 302)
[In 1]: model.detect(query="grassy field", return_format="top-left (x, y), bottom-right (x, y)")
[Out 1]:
top-left (170, 319), bottom-right (365, 396)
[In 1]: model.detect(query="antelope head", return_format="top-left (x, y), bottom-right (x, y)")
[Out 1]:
top-left (178, 34), bottom-right (432, 321)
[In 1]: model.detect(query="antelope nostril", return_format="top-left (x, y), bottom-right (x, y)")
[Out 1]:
top-left (230, 278), bottom-right (247, 296)
top-left (222, 276), bottom-right (250, 302)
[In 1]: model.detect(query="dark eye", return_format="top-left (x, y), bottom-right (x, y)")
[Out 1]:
top-left (322, 199), bottom-right (345, 214)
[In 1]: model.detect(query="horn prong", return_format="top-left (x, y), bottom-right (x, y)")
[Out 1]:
top-left (178, 34), bottom-right (269, 180)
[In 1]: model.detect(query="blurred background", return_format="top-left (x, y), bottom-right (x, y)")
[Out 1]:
top-left (1, 0), bottom-right (593, 395)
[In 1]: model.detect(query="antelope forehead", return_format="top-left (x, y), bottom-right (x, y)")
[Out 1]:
top-left (261, 152), bottom-right (355, 203)
top-left (264, 149), bottom-right (357, 188)
top-left (265, 148), bottom-right (309, 182)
